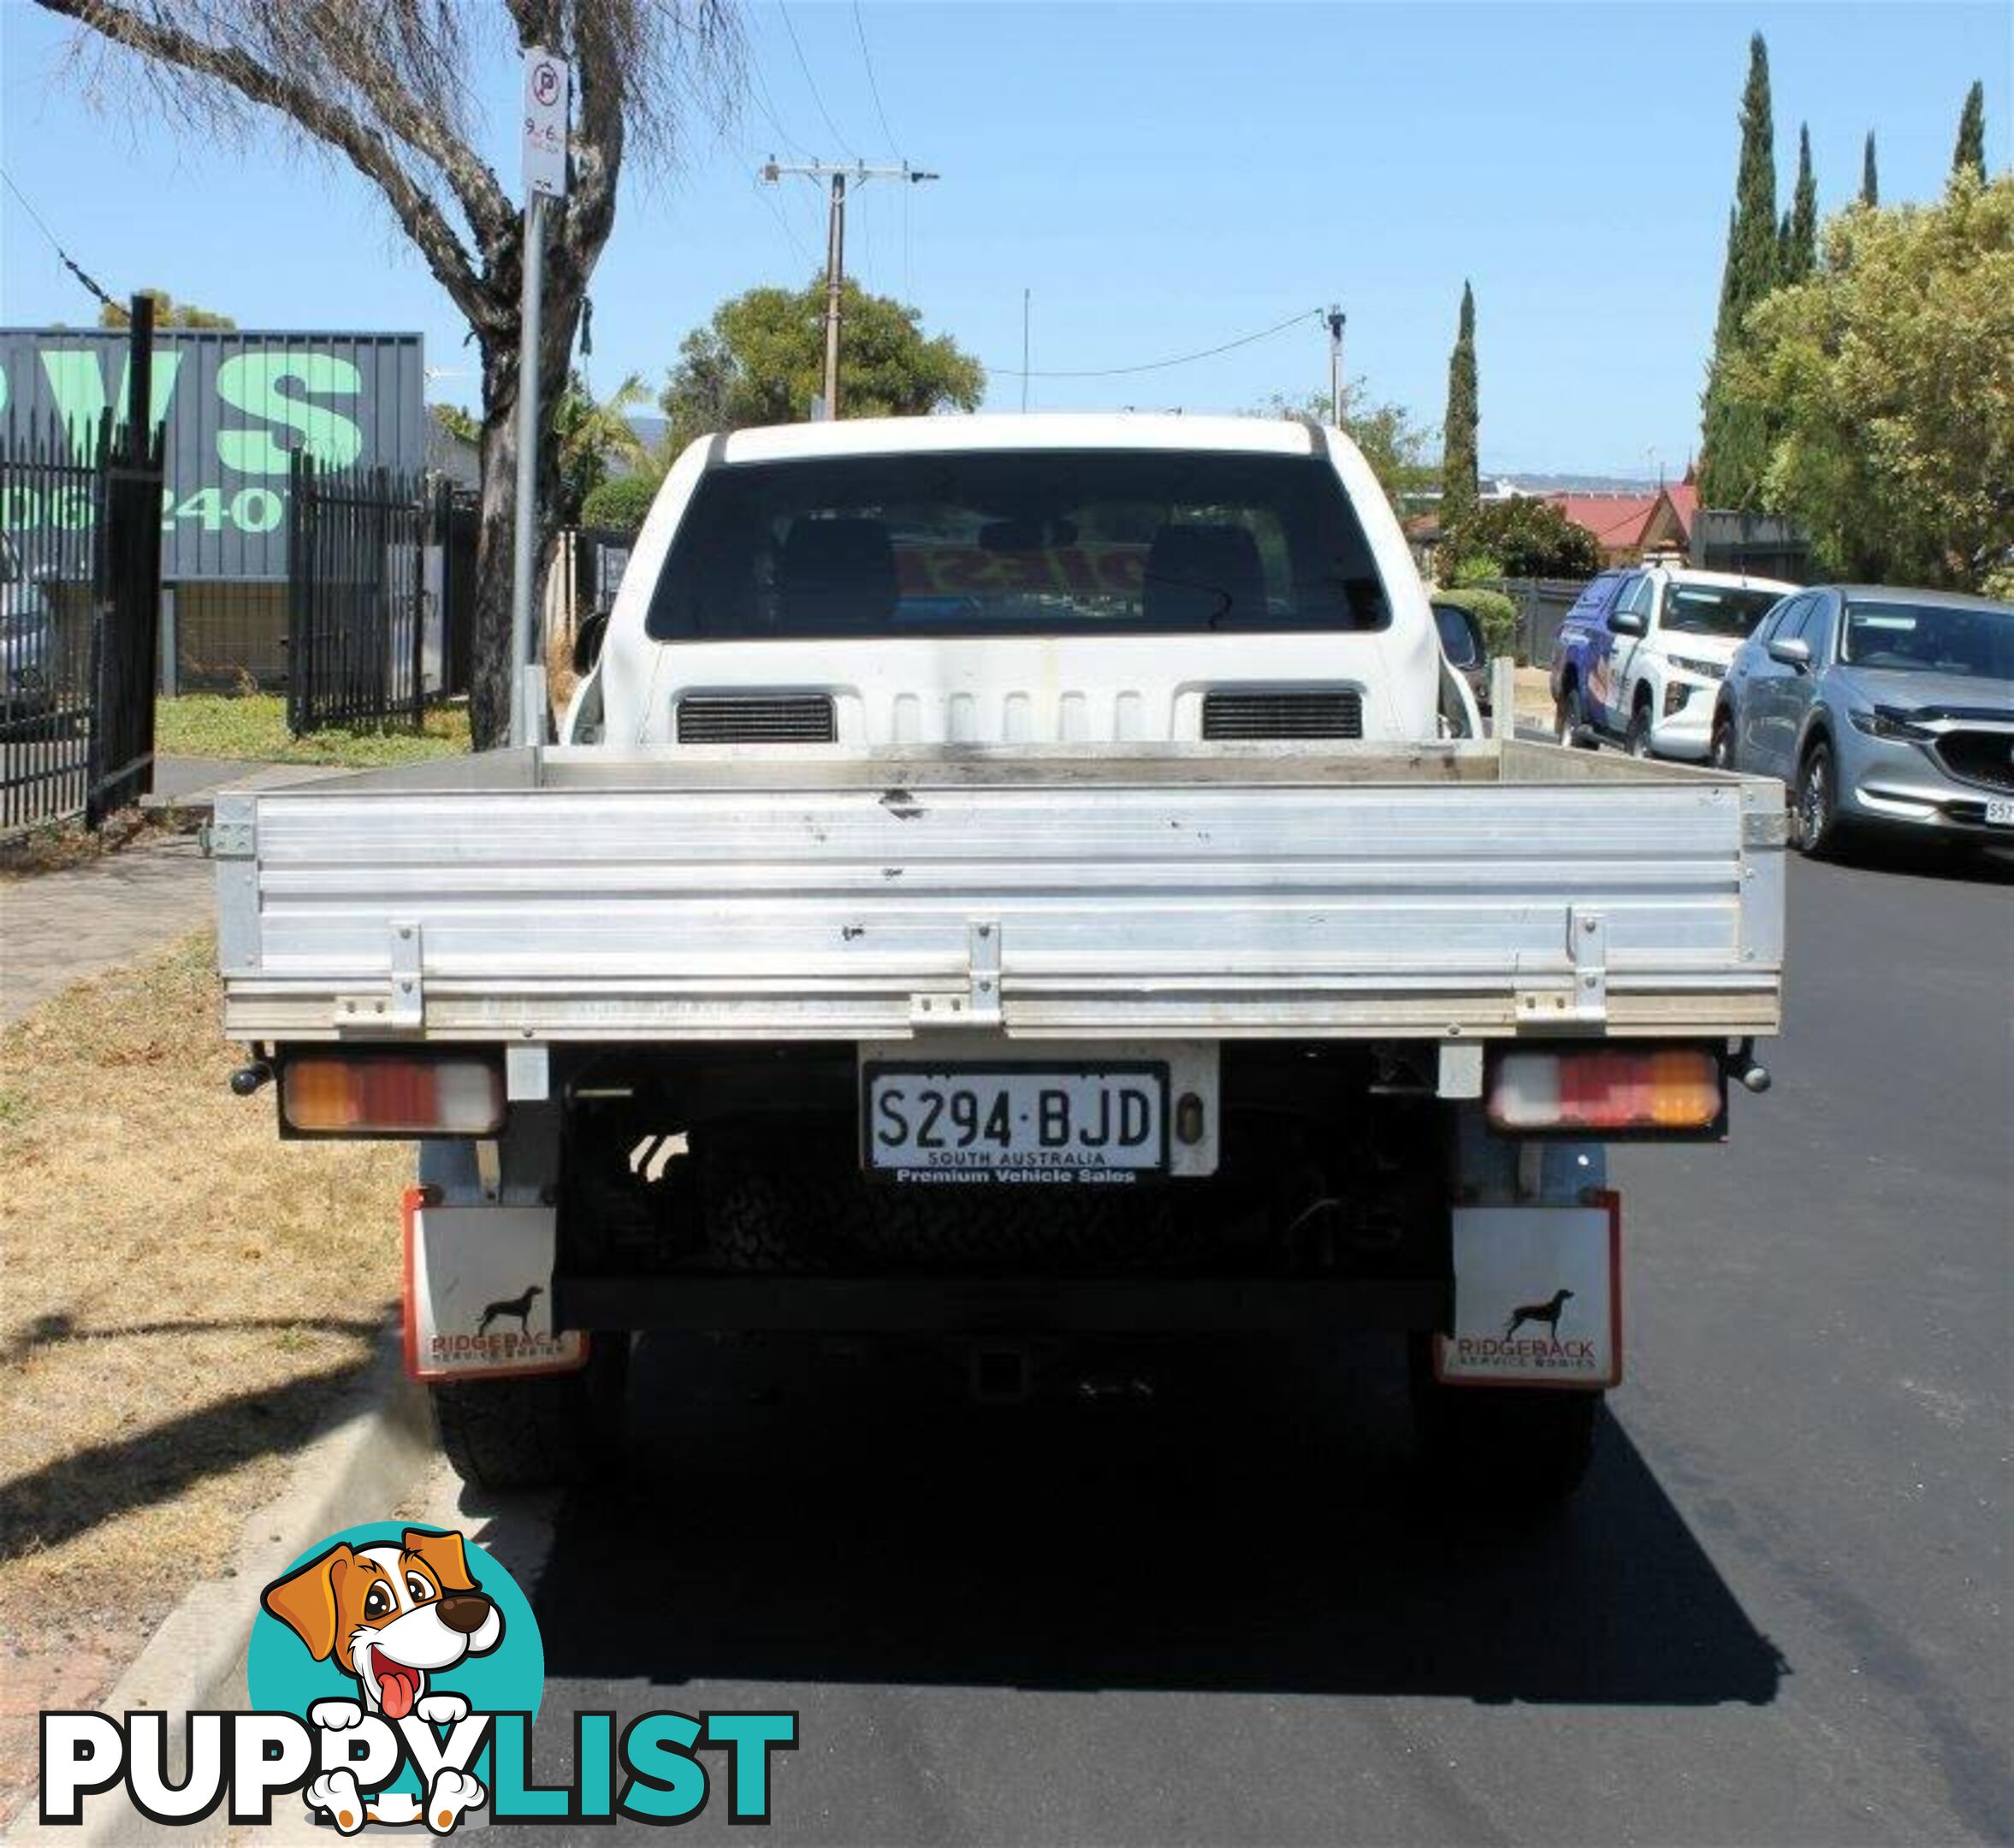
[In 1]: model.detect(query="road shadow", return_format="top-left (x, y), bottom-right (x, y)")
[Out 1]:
top-left (536, 1332), bottom-right (1786, 1707)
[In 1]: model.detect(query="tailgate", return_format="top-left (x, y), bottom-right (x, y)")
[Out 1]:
top-left (213, 749), bottom-right (1786, 1042)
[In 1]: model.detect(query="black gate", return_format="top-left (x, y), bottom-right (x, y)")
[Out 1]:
top-left (287, 457), bottom-right (464, 735)
top-left (92, 418), bottom-right (168, 824)
top-left (0, 412), bottom-right (164, 835)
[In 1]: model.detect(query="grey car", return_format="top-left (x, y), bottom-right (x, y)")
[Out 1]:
top-left (1711, 583), bottom-right (2014, 854)
top-left (0, 533), bottom-right (56, 719)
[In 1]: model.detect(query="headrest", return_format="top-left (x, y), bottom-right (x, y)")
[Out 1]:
top-left (1144, 523), bottom-right (1268, 628)
top-left (778, 517), bottom-right (897, 629)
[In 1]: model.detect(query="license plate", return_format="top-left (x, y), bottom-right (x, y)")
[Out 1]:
top-left (863, 1066), bottom-right (1168, 1185)
top-left (1986, 798), bottom-right (2014, 827)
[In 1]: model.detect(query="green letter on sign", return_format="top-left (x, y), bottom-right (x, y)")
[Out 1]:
top-left (216, 352), bottom-right (364, 473)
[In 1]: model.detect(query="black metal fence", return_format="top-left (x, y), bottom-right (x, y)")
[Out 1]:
top-left (0, 413), bottom-right (165, 835)
top-left (573, 525), bottom-right (635, 621)
top-left (287, 456), bottom-right (469, 735)
top-left (1693, 511), bottom-right (1813, 583)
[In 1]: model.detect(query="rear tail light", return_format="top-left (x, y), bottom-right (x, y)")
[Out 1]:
top-left (281, 1054), bottom-right (506, 1135)
top-left (1488, 1046), bottom-right (1723, 1134)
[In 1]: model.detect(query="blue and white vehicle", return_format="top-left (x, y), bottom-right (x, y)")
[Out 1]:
top-left (1551, 562), bottom-right (1797, 760)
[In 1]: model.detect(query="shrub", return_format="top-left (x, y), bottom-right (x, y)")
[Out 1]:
top-left (1439, 496), bottom-right (1602, 580)
top-left (578, 472), bottom-right (660, 537)
top-left (1432, 586), bottom-right (1519, 660)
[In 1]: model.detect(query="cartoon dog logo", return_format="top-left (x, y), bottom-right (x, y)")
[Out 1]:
top-left (1505, 1287), bottom-right (1574, 1339)
top-left (261, 1526), bottom-right (502, 1833)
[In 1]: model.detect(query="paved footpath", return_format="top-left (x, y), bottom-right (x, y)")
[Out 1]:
top-left (0, 759), bottom-right (330, 1026)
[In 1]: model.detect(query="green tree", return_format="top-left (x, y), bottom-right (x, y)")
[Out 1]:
top-left (659, 277), bottom-right (984, 453)
top-left (1436, 496), bottom-right (1603, 583)
top-left (1953, 80), bottom-right (1987, 185)
top-left (98, 288), bottom-right (234, 329)
top-left (578, 473), bottom-right (659, 536)
top-left (1260, 387), bottom-right (1436, 511)
top-left (1785, 124), bottom-right (1819, 281)
top-left (1438, 281), bottom-right (1479, 532)
top-left (431, 402), bottom-right (480, 445)
top-left (1726, 175), bottom-right (2013, 588)
top-left (552, 371), bottom-right (651, 526)
top-left (36, 0), bottom-right (743, 749)
top-left (1700, 33), bottom-right (1780, 509)
top-left (1861, 131), bottom-right (1880, 207)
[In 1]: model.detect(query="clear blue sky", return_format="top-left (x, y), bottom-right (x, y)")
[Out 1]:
top-left (2, 2), bottom-right (2008, 478)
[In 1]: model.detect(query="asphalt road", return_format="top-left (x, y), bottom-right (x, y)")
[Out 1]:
top-left (515, 846), bottom-right (2012, 1846)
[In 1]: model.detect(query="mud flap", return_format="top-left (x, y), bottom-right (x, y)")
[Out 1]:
top-left (401, 1186), bottom-right (589, 1381)
top-left (1432, 1192), bottom-right (1620, 1389)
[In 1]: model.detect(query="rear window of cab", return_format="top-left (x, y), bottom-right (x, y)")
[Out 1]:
top-left (644, 448), bottom-right (1393, 642)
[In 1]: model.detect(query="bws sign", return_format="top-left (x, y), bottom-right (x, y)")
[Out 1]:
top-left (0, 329), bottom-right (424, 579)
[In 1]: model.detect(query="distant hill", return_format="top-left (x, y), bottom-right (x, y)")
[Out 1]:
top-left (1496, 472), bottom-right (1666, 495)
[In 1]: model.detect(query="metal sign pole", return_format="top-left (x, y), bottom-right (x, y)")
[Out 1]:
top-left (511, 45), bottom-right (569, 749)
top-left (509, 187), bottom-right (547, 749)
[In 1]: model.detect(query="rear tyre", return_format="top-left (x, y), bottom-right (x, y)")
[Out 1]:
top-left (1795, 738), bottom-right (1840, 858)
top-left (1556, 682), bottom-right (1594, 749)
top-left (1410, 1340), bottom-right (1601, 1507)
top-left (1709, 710), bottom-right (1738, 770)
top-left (430, 1337), bottom-right (631, 1491)
top-left (1625, 702), bottom-right (1655, 758)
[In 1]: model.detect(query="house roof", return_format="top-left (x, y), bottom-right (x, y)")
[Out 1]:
top-left (1546, 492), bottom-right (1662, 548)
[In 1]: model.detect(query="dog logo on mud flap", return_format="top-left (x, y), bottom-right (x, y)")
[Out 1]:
top-left (259, 1526), bottom-right (509, 1832)
top-left (1505, 1287), bottom-right (1573, 1340)
top-left (476, 1282), bottom-right (544, 1338)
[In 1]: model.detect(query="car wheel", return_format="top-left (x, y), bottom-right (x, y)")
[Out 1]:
top-left (1796, 739), bottom-right (1839, 857)
top-left (1625, 703), bottom-right (1654, 758)
top-left (1710, 711), bottom-right (1738, 770)
top-left (429, 1337), bottom-right (631, 1490)
top-left (1409, 1338), bottom-right (1602, 1507)
top-left (1556, 682), bottom-right (1592, 749)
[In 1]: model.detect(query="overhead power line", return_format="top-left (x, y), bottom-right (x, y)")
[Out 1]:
top-left (851, 2), bottom-right (903, 154)
top-left (750, 170), bottom-right (814, 268)
top-left (1, 166), bottom-right (119, 312)
top-left (988, 306), bottom-right (1324, 380)
top-left (776, 3), bottom-right (856, 157)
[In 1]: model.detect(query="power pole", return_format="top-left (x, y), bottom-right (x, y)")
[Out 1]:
top-left (761, 159), bottom-right (939, 419)
top-left (1022, 287), bottom-right (1031, 413)
top-left (1326, 305), bottom-right (1347, 427)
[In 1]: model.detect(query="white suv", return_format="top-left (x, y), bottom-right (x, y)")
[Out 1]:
top-left (1554, 561), bottom-right (1797, 760)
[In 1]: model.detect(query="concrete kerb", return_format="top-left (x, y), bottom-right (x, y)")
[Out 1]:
top-left (13, 1339), bottom-right (435, 1848)
top-left (141, 763), bottom-right (339, 826)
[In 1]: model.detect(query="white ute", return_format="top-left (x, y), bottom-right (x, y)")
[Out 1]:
top-left (214, 414), bottom-right (1787, 1507)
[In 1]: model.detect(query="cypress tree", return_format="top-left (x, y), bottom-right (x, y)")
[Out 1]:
top-left (1439, 281), bottom-right (1479, 536)
top-left (1786, 124), bottom-right (1819, 281)
top-left (1861, 131), bottom-right (1879, 207)
top-left (1953, 80), bottom-right (1986, 183)
top-left (1700, 33), bottom-right (1779, 509)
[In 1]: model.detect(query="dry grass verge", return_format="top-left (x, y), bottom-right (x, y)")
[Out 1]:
top-left (0, 930), bottom-right (413, 1822)
top-left (0, 806), bottom-right (194, 881)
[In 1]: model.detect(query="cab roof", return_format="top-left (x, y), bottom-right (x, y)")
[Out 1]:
top-left (712, 412), bottom-right (1324, 465)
